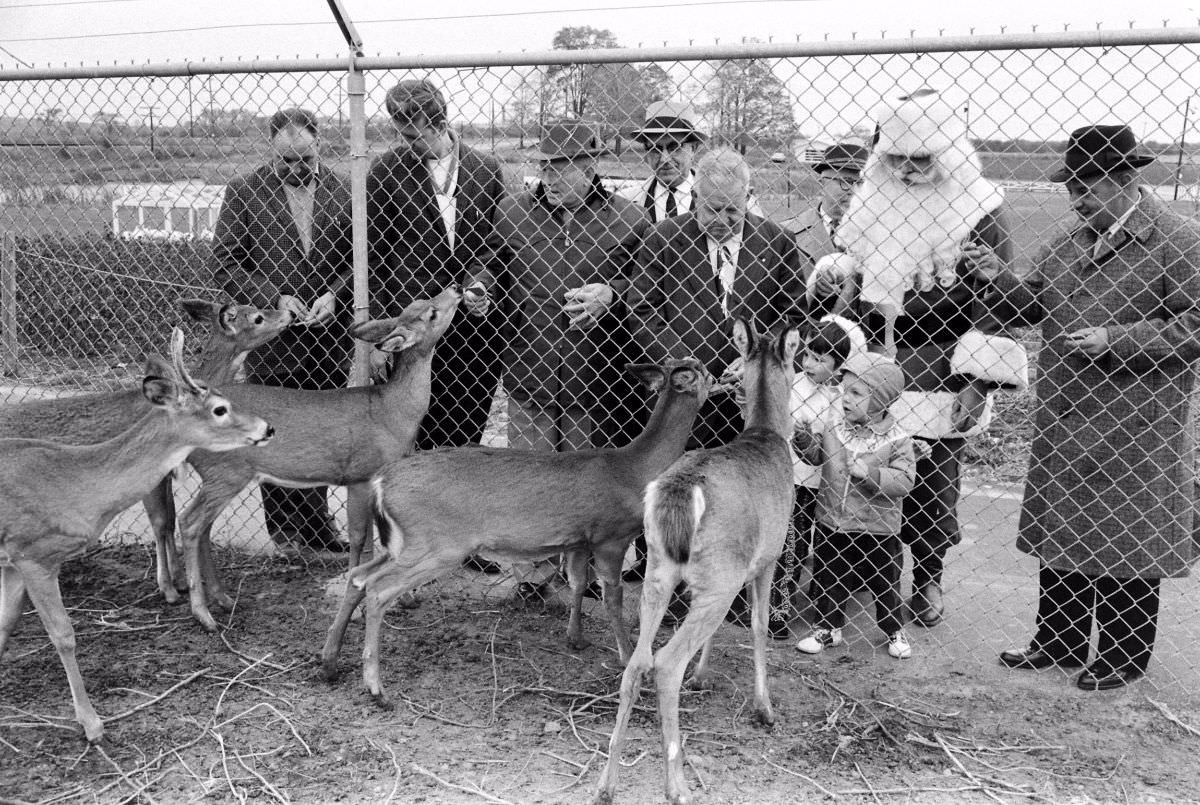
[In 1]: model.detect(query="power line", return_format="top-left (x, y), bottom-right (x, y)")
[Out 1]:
top-left (0, 0), bottom-right (810, 44)
top-left (0, 44), bottom-right (33, 67)
top-left (2, 0), bottom-right (144, 9)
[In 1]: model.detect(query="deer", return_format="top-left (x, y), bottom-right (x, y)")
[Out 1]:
top-left (319, 357), bottom-right (712, 708)
top-left (0, 300), bottom-right (292, 604)
top-left (593, 319), bottom-right (799, 805)
top-left (175, 286), bottom-right (461, 632)
top-left (0, 330), bottom-right (273, 743)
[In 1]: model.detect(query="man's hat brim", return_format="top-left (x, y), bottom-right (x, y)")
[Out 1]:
top-left (1049, 152), bottom-right (1155, 182)
top-left (529, 144), bottom-right (611, 161)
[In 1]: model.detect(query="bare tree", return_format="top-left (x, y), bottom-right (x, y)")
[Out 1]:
top-left (703, 51), bottom-right (797, 154)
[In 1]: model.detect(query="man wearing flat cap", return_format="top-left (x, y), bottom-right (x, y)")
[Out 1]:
top-left (974, 123), bottom-right (1200, 691)
top-left (478, 119), bottom-right (646, 601)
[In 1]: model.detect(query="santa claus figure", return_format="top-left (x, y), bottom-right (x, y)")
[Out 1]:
top-left (811, 88), bottom-right (1028, 628)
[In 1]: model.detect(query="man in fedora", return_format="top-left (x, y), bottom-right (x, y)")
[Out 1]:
top-left (476, 119), bottom-right (646, 600)
top-left (786, 142), bottom-right (868, 316)
top-left (973, 123), bottom-right (1200, 690)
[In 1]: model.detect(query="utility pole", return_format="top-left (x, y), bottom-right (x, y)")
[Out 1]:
top-left (187, 77), bottom-right (194, 138)
top-left (1175, 96), bottom-right (1191, 201)
top-left (140, 105), bottom-right (157, 156)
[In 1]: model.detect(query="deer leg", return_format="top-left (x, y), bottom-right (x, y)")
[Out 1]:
top-left (654, 593), bottom-right (727, 805)
top-left (19, 559), bottom-right (104, 743)
top-left (345, 482), bottom-right (374, 569)
top-left (196, 523), bottom-right (234, 611)
top-left (179, 471), bottom-right (252, 632)
top-left (593, 541), bottom-right (632, 663)
top-left (0, 566), bottom-right (29, 656)
top-left (747, 567), bottom-right (776, 725)
top-left (593, 557), bottom-right (678, 805)
top-left (144, 477), bottom-right (182, 604)
top-left (565, 549), bottom-right (591, 652)
top-left (360, 549), bottom-right (461, 709)
top-left (320, 567), bottom-right (371, 682)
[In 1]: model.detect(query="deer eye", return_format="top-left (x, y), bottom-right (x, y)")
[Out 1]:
top-left (252, 314), bottom-right (263, 325)
top-left (429, 309), bottom-right (438, 321)
top-left (212, 404), bottom-right (229, 417)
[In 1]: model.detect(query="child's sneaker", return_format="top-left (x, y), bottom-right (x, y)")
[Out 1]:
top-left (887, 629), bottom-right (912, 659)
top-left (795, 627), bottom-right (843, 654)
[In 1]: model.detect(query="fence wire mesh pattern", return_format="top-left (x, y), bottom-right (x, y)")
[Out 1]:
top-left (3, 31), bottom-right (1200, 697)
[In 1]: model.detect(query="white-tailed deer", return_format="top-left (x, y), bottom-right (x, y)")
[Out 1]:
top-left (0, 300), bottom-right (292, 604)
top-left (177, 286), bottom-right (461, 632)
top-left (319, 358), bottom-right (711, 708)
top-left (0, 331), bottom-right (273, 743)
top-left (594, 319), bottom-right (799, 805)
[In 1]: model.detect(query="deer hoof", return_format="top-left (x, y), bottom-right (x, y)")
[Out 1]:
top-left (370, 691), bottom-right (395, 711)
top-left (685, 674), bottom-right (712, 691)
top-left (566, 635), bottom-right (592, 652)
top-left (751, 706), bottom-right (776, 728)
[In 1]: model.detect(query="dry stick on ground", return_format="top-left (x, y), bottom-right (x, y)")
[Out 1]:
top-left (411, 763), bottom-right (516, 805)
top-left (369, 738), bottom-right (405, 805)
top-left (934, 732), bottom-right (1038, 803)
top-left (94, 743), bottom-right (150, 805)
top-left (1147, 696), bottom-right (1200, 739)
top-left (232, 750), bottom-right (288, 804)
top-left (761, 754), bottom-right (840, 799)
top-left (211, 729), bottom-right (248, 805)
top-left (104, 667), bottom-right (211, 725)
top-left (854, 761), bottom-right (883, 805)
top-left (212, 702), bottom-right (312, 756)
top-left (219, 633), bottom-right (290, 672)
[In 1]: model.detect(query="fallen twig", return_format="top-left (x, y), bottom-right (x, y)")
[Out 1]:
top-left (1147, 696), bottom-right (1200, 739)
top-left (761, 754), bottom-right (839, 799)
top-left (411, 763), bottom-right (516, 804)
top-left (105, 667), bottom-right (211, 725)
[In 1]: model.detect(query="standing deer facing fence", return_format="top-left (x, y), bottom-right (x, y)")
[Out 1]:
top-left (177, 287), bottom-right (460, 632)
top-left (594, 319), bottom-right (799, 805)
top-left (0, 330), bottom-right (273, 743)
top-left (0, 300), bottom-right (292, 605)
top-left (320, 358), bottom-right (712, 707)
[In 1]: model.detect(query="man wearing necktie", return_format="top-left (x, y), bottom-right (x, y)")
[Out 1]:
top-left (626, 147), bottom-right (809, 450)
top-left (214, 107), bottom-right (352, 553)
top-left (366, 80), bottom-right (507, 452)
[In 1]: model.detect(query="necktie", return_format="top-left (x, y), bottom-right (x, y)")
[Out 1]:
top-left (664, 187), bottom-right (678, 218)
top-left (717, 244), bottom-right (736, 318)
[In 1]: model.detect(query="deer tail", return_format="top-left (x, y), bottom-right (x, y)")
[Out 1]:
top-left (370, 476), bottom-right (400, 553)
top-left (645, 472), bottom-right (705, 565)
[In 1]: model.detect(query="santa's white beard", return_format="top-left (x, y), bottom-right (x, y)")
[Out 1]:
top-left (838, 146), bottom-right (1003, 304)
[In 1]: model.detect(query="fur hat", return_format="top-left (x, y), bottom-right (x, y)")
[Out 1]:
top-left (842, 352), bottom-right (906, 415)
top-left (874, 89), bottom-right (965, 157)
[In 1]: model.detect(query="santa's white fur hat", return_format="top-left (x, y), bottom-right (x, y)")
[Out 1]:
top-left (874, 89), bottom-right (966, 157)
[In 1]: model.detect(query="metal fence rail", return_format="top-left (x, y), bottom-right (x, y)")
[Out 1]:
top-left (3, 28), bottom-right (1200, 692)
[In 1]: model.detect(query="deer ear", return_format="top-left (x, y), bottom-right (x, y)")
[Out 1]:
top-left (627, 363), bottom-right (666, 392)
top-left (180, 298), bottom-right (216, 324)
top-left (143, 352), bottom-right (175, 381)
top-left (349, 318), bottom-right (394, 343)
top-left (217, 303), bottom-right (240, 332)
top-left (732, 318), bottom-right (753, 359)
top-left (780, 326), bottom-right (802, 367)
top-left (142, 376), bottom-right (180, 407)
top-left (378, 326), bottom-right (418, 353)
top-left (668, 366), bottom-right (698, 391)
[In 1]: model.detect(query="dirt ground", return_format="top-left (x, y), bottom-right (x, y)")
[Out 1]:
top-left (3, 543), bottom-right (1200, 805)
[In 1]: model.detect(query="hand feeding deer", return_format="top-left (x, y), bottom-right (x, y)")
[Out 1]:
top-left (0, 330), bottom-right (273, 743)
top-left (319, 358), bottom-right (712, 707)
top-left (594, 318), bottom-right (799, 805)
top-left (176, 286), bottom-right (460, 632)
top-left (0, 300), bottom-right (292, 605)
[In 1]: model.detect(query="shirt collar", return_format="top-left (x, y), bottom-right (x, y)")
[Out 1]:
top-left (818, 204), bottom-right (839, 236)
top-left (841, 412), bottom-right (896, 438)
top-left (706, 227), bottom-right (744, 253)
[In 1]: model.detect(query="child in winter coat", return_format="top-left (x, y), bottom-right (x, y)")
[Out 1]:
top-left (793, 351), bottom-right (917, 659)
top-left (769, 315), bottom-right (867, 639)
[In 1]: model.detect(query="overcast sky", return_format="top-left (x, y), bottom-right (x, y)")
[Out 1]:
top-left (3, 0), bottom-right (1200, 143)
top-left (3, 0), bottom-right (1199, 67)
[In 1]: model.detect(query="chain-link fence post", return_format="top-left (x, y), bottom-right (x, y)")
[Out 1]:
top-left (346, 57), bottom-right (371, 388)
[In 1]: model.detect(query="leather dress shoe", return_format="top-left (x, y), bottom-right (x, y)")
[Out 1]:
top-left (999, 646), bottom-right (1085, 670)
top-left (1076, 663), bottom-right (1144, 691)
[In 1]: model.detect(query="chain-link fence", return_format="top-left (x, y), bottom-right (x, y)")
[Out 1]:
top-left (3, 28), bottom-right (1200, 692)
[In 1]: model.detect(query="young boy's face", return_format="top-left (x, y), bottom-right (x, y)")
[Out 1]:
top-left (801, 347), bottom-right (838, 385)
top-left (841, 374), bottom-right (875, 426)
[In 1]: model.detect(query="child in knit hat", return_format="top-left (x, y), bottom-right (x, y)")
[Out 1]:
top-left (793, 351), bottom-right (917, 659)
top-left (768, 315), bottom-right (867, 639)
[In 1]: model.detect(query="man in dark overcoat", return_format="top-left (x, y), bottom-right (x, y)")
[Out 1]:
top-left (977, 124), bottom-right (1200, 690)
top-left (213, 107), bottom-right (352, 551)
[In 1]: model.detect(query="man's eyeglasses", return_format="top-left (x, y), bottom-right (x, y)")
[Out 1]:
top-left (820, 175), bottom-right (862, 191)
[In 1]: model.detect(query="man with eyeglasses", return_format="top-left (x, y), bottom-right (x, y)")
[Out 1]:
top-left (786, 142), bottom-right (868, 317)
top-left (213, 107), bottom-right (353, 553)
